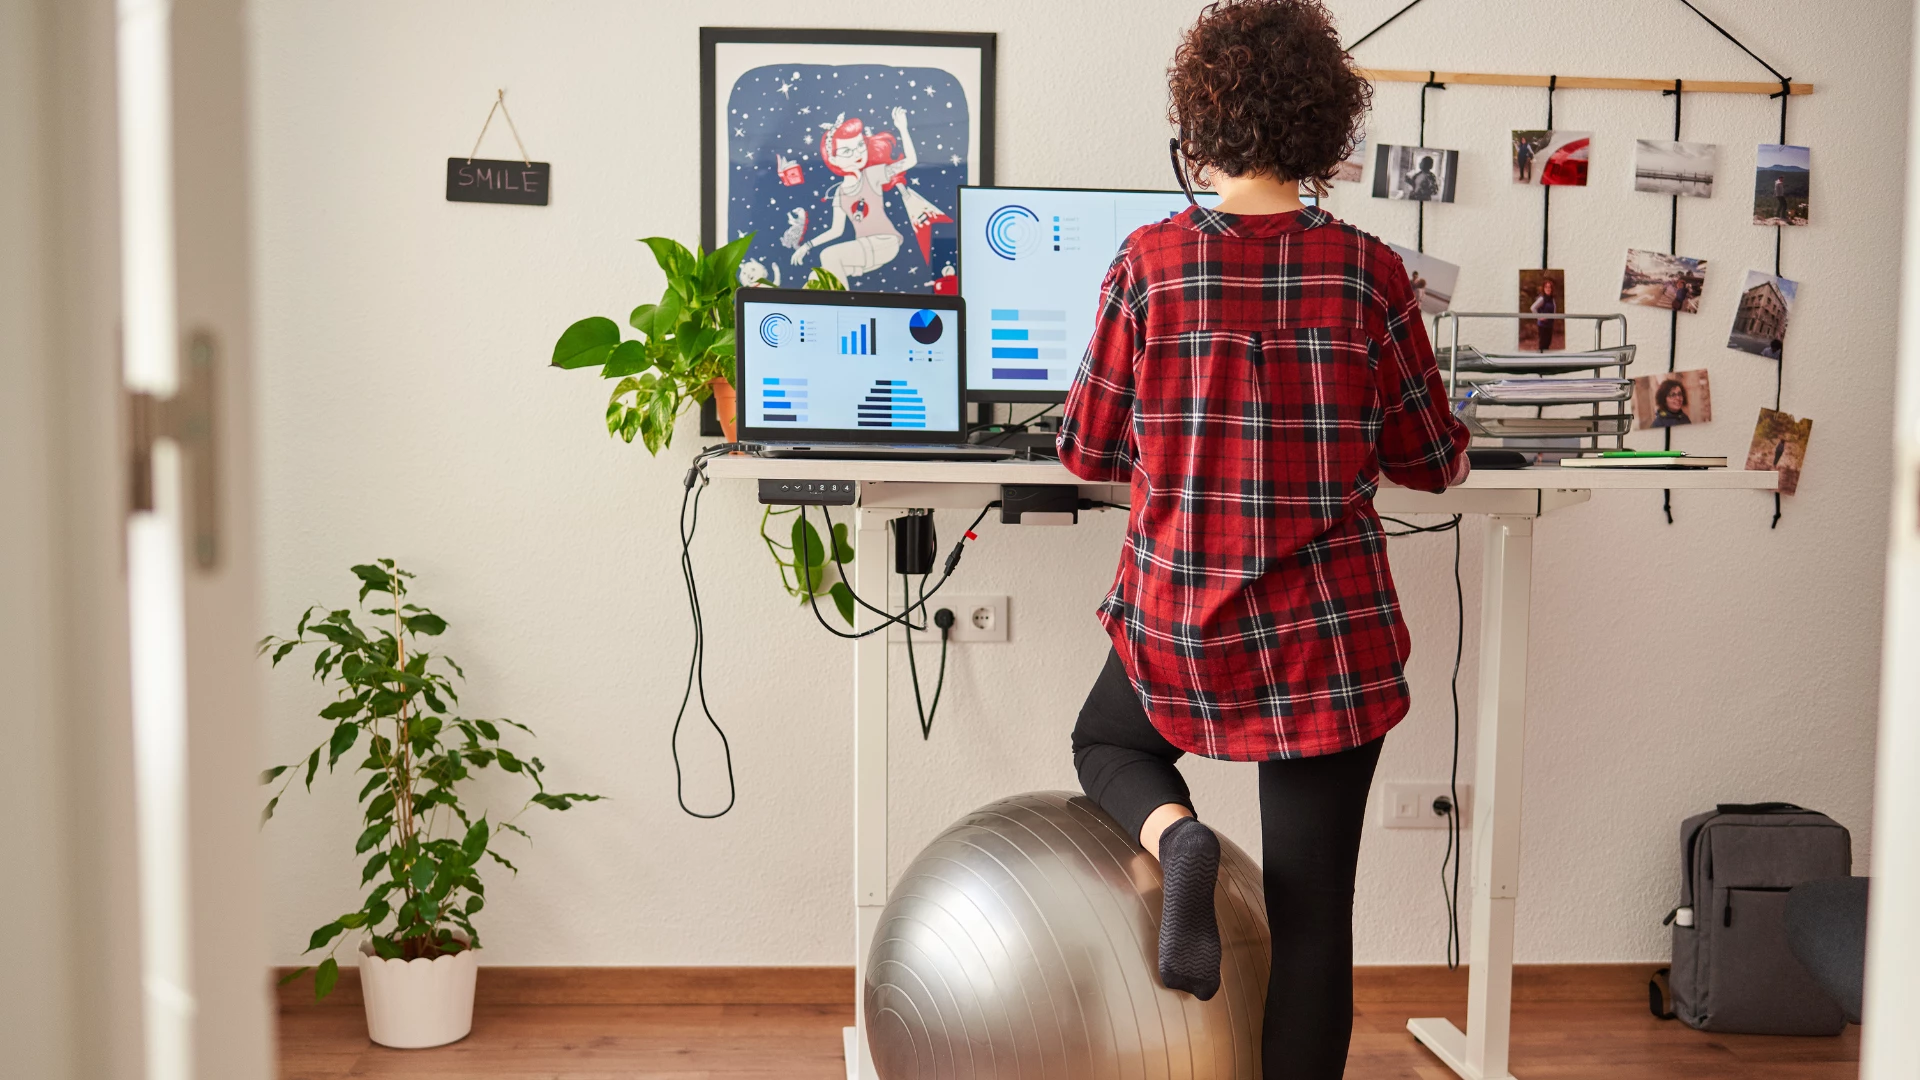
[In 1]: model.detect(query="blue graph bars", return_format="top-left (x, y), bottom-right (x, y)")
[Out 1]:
top-left (759, 377), bottom-right (808, 423)
top-left (988, 308), bottom-right (1068, 380)
top-left (840, 317), bottom-right (879, 356)
top-left (857, 379), bottom-right (925, 428)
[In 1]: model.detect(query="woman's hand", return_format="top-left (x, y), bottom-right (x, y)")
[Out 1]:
top-left (790, 240), bottom-right (812, 265)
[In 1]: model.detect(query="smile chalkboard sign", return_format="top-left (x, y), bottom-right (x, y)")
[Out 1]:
top-left (446, 158), bottom-right (551, 206)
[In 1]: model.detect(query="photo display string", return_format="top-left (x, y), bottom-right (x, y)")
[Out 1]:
top-left (1660, 79), bottom-right (1683, 525)
top-left (1416, 72), bottom-right (1444, 252)
top-left (1770, 78), bottom-right (1791, 528)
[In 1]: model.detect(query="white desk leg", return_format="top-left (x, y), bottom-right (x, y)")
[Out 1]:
top-left (1409, 514), bottom-right (1533, 1080)
top-left (848, 507), bottom-right (893, 1080)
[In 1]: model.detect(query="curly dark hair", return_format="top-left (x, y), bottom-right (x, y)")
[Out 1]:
top-left (1168, 0), bottom-right (1371, 195)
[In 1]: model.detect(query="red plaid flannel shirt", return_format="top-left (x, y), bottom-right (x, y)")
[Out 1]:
top-left (1057, 205), bottom-right (1470, 761)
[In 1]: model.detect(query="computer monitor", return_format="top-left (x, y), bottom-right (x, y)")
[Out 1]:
top-left (957, 186), bottom-right (1223, 403)
top-left (735, 289), bottom-right (966, 445)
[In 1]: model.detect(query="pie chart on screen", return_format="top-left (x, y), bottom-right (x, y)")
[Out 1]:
top-left (908, 309), bottom-right (944, 345)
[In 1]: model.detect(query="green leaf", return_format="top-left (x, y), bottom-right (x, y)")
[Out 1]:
top-left (361, 850), bottom-right (389, 884)
top-left (354, 821), bottom-right (388, 855)
top-left (652, 288), bottom-right (685, 337)
top-left (370, 937), bottom-right (401, 960)
top-left (829, 582), bottom-right (855, 625)
top-left (364, 790), bottom-right (395, 822)
top-left (628, 302), bottom-right (658, 335)
top-left (601, 339), bottom-right (652, 379)
top-left (350, 563), bottom-right (394, 601)
top-left (791, 516), bottom-right (827, 568)
top-left (259, 765), bottom-right (289, 785)
top-left (403, 612), bottom-right (447, 636)
top-left (271, 641), bottom-right (297, 666)
top-left (303, 748), bottom-right (320, 791)
top-left (831, 522), bottom-right (854, 563)
top-left (474, 719), bottom-right (500, 741)
top-left (307, 921), bottom-right (345, 952)
top-left (319, 699), bottom-right (360, 720)
top-left (337, 911), bottom-right (368, 929)
top-left (260, 795), bottom-right (279, 825)
top-left (461, 817), bottom-right (489, 863)
top-left (357, 772), bottom-right (386, 802)
top-left (314, 957), bottom-right (339, 1000)
top-left (805, 266), bottom-right (846, 291)
top-left (277, 966), bottom-right (311, 987)
top-left (466, 895), bottom-right (485, 915)
top-left (702, 233), bottom-right (754, 295)
top-left (551, 316), bottom-right (621, 369)
top-left (640, 237), bottom-right (697, 287)
top-left (410, 857), bottom-right (437, 892)
top-left (495, 749), bottom-right (523, 774)
top-left (327, 722), bottom-right (359, 766)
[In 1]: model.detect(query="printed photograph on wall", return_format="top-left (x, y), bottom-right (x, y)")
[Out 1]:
top-left (1746, 407), bottom-right (1813, 494)
top-left (1388, 243), bottom-right (1458, 313)
top-left (1754, 143), bottom-right (1810, 226)
top-left (1518, 268), bottom-right (1566, 351)
top-left (1332, 130), bottom-right (1367, 183)
top-left (1728, 269), bottom-right (1799, 357)
top-left (1372, 144), bottom-right (1458, 202)
top-left (1633, 140), bottom-right (1717, 197)
top-left (1620, 248), bottom-right (1707, 313)
top-left (701, 28), bottom-right (995, 293)
top-left (1631, 369), bottom-right (1713, 429)
top-left (1512, 130), bottom-right (1591, 186)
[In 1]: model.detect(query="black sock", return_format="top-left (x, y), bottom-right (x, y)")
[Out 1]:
top-left (1156, 816), bottom-right (1221, 1000)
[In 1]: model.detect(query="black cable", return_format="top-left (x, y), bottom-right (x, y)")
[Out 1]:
top-left (1343, 0), bottom-right (1430, 51)
top-left (798, 502), bottom-right (998, 640)
top-left (903, 574), bottom-right (953, 740)
top-left (1378, 511), bottom-right (1466, 966)
top-left (1771, 78), bottom-right (1791, 530)
top-left (671, 443), bottom-right (753, 819)
top-left (815, 505), bottom-right (927, 632)
top-left (1442, 515), bottom-right (1465, 969)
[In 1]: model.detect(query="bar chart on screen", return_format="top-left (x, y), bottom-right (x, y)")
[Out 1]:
top-left (840, 314), bottom-right (879, 356)
top-left (989, 308), bottom-right (1066, 383)
top-left (758, 377), bottom-right (809, 424)
top-left (857, 379), bottom-right (927, 428)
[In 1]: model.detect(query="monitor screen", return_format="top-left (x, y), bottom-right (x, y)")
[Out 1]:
top-left (958, 187), bottom-right (1226, 402)
top-left (738, 292), bottom-right (964, 440)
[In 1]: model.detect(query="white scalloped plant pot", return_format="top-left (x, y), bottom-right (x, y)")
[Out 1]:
top-left (356, 940), bottom-right (478, 1049)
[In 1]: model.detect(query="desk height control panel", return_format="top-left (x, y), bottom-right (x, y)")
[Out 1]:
top-left (758, 478), bottom-right (857, 506)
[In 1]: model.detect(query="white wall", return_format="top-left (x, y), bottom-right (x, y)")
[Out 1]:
top-left (252, 0), bottom-right (1907, 967)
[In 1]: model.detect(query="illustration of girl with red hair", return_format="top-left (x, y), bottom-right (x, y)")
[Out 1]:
top-left (791, 107), bottom-right (922, 282)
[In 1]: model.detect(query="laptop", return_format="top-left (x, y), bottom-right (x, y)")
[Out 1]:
top-left (735, 288), bottom-right (1014, 460)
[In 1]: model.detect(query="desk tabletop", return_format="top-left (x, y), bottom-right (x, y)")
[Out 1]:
top-left (703, 455), bottom-right (1778, 492)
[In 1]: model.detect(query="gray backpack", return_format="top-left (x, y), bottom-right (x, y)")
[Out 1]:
top-left (1657, 803), bottom-right (1851, 1035)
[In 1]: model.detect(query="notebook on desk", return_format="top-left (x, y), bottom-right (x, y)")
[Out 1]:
top-left (735, 289), bottom-right (1013, 461)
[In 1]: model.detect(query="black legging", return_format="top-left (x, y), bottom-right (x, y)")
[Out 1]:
top-left (1070, 649), bottom-right (1384, 1080)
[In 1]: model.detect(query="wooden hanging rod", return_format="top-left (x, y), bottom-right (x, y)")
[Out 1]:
top-left (1357, 68), bottom-right (1813, 96)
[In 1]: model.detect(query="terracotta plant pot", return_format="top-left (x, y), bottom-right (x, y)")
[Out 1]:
top-left (709, 377), bottom-right (738, 443)
top-left (357, 939), bottom-right (479, 1049)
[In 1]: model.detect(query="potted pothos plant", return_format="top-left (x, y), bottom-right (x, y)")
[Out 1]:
top-left (259, 560), bottom-right (599, 1048)
top-left (549, 236), bottom-right (855, 620)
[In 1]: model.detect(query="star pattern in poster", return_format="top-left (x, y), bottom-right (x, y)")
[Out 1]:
top-left (726, 64), bottom-right (968, 294)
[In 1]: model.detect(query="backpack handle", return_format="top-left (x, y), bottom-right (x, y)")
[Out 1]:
top-left (1714, 802), bottom-right (1806, 815)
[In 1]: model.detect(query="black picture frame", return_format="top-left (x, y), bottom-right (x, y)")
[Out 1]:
top-left (698, 27), bottom-right (995, 435)
top-left (699, 26), bottom-right (997, 261)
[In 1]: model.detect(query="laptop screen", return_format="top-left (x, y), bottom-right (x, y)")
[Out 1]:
top-left (737, 291), bottom-right (965, 442)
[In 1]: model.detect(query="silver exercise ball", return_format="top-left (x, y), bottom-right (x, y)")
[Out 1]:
top-left (865, 791), bottom-right (1269, 1079)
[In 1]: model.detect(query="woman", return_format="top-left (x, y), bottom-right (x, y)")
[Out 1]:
top-left (790, 108), bottom-right (917, 282)
top-left (1530, 276), bottom-right (1558, 351)
top-left (1056, 2), bottom-right (1471, 1075)
top-left (1653, 378), bottom-right (1692, 427)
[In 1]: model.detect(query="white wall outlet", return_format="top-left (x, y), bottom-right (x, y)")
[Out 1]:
top-left (888, 594), bottom-right (1009, 643)
top-left (1380, 782), bottom-right (1473, 830)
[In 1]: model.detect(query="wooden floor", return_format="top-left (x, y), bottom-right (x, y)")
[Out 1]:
top-left (278, 997), bottom-right (1860, 1079)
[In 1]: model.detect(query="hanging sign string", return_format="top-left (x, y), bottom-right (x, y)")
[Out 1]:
top-left (468, 89), bottom-right (531, 167)
top-left (1416, 72), bottom-right (1445, 252)
top-left (1540, 76), bottom-right (1557, 269)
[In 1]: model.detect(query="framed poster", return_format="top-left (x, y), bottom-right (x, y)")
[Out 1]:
top-left (701, 27), bottom-right (996, 295)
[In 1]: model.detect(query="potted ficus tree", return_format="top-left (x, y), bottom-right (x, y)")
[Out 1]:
top-left (550, 236), bottom-right (854, 618)
top-left (260, 559), bottom-right (599, 1048)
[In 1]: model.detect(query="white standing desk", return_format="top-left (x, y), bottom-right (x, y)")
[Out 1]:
top-left (702, 456), bottom-right (1778, 1080)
